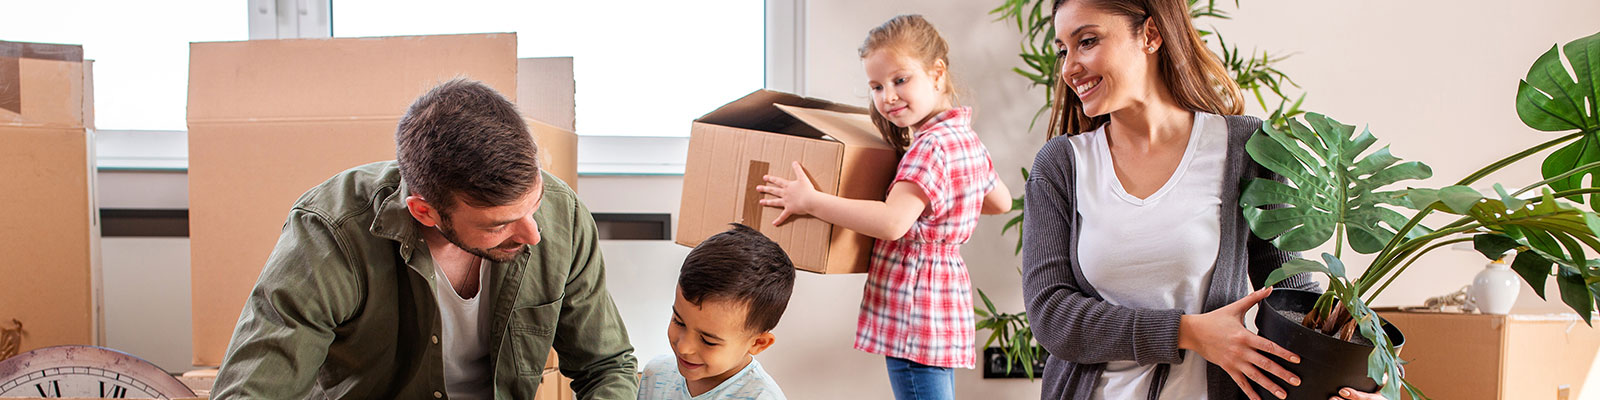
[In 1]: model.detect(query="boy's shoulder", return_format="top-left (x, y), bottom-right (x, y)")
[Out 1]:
top-left (638, 355), bottom-right (686, 400)
top-left (637, 356), bottom-right (787, 400)
top-left (732, 359), bottom-right (787, 400)
top-left (707, 358), bottom-right (786, 400)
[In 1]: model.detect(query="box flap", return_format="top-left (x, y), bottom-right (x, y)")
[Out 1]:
top-left (695, 89), bottom-right (869, 140)
top-left (517, 57), bottom-right (575, 131)
top-left (773, 104), bottom-right (890, 150)
top-left (187, 33), bottom-right (517, 123)
top-left (0, 40), bottom-right (87, 127)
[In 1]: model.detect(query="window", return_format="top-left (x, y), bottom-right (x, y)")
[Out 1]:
top-left (334, 0), bottom-right (765, 137)
top-left (0, 0), bottom-right (245, 130)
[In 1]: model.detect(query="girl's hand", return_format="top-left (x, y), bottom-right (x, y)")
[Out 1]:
top-left (1330, 387), bottom-right (1385, 400)
top-left (1179, 287), bottom-right (1302, 400)
top-left (756, 162), bottom-right (817, 226)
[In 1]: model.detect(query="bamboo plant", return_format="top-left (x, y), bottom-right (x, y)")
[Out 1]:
top-left (1239, 31), bottom-right (1600, 399)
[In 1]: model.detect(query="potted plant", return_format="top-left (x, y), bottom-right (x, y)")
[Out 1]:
top-left (1238, 31), bottom-right (1600, 400)
top-left (974, 288), bottom-right (1046, 379)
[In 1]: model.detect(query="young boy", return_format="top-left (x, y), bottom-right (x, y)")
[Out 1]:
top-left (638, 224), bottom-right (793, 400)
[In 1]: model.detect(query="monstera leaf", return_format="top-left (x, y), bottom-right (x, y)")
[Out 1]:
top-left (1240, 113), bottom-right (1433, 254)
top-left (1523, 32), bottom-right (1600, 210)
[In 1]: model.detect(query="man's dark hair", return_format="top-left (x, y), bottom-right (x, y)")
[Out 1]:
top-left (680, 224), bottom-right (796, 333)
top-left (396, 78), bottom-right (539, 211)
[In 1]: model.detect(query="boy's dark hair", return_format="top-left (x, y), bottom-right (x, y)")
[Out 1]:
top-left (680, 224), bottom-right (796, 333)
top-left (396, 78), bottom-right (539, 212)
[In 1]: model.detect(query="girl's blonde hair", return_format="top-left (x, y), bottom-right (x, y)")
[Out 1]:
top-left (859, 14), bottom-right (958, 155)
top-left (1046, 0), bottom-right (1243, 138)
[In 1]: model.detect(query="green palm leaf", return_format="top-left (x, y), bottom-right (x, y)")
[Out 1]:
top-left (1241, 113), bottom-right (1433, 254)
top-left (1409, 187), bottom-right (1600, 323)
top-left (1522, 32), bottom-right (1600, 210)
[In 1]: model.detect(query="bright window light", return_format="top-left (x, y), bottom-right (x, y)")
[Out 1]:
top-left (334, 0), bottom-right (764, 137)
top-left (0, 0), bottom-right (245, 130)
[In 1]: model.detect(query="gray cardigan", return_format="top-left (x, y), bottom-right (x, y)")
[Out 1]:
top-left (1020, 115), bottom-right (1320, 400)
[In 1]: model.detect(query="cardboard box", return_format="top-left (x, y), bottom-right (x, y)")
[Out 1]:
top-left (0, 40), bottom-right (100, 353)
top-left (517, 56), bottom-right (578, 186)
top-left (536, 368), bottom-right (574, 400)
top-left (517, 57), bottom-right (575, 132)
top-left (676, 90), bottom-right (897, 274)
top-left (528, 116), bottom-right (578, 186)
top-left (187, 33), bottom-right (588, 366)
top-left (534, 349), bottom-right (570, 400)
top-left (1377, 311), bottom-right (1600, 399)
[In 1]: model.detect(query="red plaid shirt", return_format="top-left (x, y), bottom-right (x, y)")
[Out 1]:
top-left (854, 107), bottom-right (996, 369)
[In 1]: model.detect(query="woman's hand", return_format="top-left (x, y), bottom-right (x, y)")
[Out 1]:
top-left (1330, 387), bottom-right (1385, 400)
top-left (1179, 287), bottom-right (1302, 400)
top-left (756, 162), bottom-right (817, 226)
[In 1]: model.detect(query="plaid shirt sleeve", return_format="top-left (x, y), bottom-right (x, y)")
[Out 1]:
top-left (895, 135), bottom-right (951, 218)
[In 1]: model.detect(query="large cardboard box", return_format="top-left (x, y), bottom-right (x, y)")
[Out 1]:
top-left (1377, 311), bottom-right (1600, 399)
top-left (187, 33), bottom-right (578, 366)
top-left (0, 40), bottom-right (100, 353)
top-left (677, 90), bottom-right (896, 274)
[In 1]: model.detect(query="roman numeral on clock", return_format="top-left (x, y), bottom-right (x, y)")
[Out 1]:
top-left (101, 381), bottom-right (129, 398)
top-left (34, 380), bottom-right (61, 397)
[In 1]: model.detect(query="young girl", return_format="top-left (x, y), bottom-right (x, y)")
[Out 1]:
top-left (1021, 0), bottom-right (1382, 399)
top-left (756, 14), bottom-right (1012, 400)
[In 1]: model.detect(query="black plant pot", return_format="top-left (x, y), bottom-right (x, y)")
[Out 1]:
top-left (1253, 288), bottom-right (1405, 400)
top-left (981, 347), bottom-right (1047, 379)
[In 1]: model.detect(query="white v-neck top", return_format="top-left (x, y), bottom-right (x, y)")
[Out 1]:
top-left (1068, 112), bottom-right (1227, 400)
top-left (436, 258), bottom-right (493, 400)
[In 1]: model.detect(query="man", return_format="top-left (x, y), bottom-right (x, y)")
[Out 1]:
top-left (213, 79), bottom-right (637, 399)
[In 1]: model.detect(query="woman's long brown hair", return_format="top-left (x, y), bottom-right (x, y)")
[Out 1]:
top-left (1046, 0), bottom-right (1243, 138)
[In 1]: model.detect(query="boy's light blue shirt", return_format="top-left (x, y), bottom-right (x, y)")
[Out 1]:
top-left (637, 355), bottom-right (787, 400)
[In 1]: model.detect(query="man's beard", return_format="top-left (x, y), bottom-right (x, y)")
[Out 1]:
top-left (437, 213), bottom-right (525, 263)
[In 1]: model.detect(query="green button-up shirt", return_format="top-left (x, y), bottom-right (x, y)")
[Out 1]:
top-left (212, 161), bottom-right (637, 399)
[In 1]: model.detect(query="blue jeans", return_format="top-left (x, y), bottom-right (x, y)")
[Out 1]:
top-left (885, 356), bottom-right (954, 400)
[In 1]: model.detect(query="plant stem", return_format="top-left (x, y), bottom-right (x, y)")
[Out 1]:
top-left (1335, 221), bottom-right (1344, 260)
top-left (1363, 204), bottom-right (1441, 283)
top-left (1513, 160), bottom-right (1600, 197)
top-left (1363, 237), bottom-right (1474, 303)
top-left (1358, 223), bottom-right (1485, 291)
top-left (1455, 131), bottom-right (1585, 186)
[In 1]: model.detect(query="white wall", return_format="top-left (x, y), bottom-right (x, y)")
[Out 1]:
top-left (101, 238), bottom-right (194, 373)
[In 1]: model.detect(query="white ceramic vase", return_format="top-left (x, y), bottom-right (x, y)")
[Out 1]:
top-left (1470, 259), bottom-right (1521, 315)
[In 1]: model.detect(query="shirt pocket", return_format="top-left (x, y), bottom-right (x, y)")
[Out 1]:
top-left (509, 300), bottom-right (561, 377)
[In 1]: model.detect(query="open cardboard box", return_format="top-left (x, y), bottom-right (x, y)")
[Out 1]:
top-left (187, 33), bottom-right (579, 367)
top-left (676, 90), bottom-right (897, 274)
top-left (0, 40), bottom-right (100, 354)
top-left (1377, 310), bottom-right (1600, 399)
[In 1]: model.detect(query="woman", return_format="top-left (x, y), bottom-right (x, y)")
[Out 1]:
top-left (1019, 0), bottom-right (1383, 399)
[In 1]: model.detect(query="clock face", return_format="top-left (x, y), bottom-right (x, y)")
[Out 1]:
top-left (0, 346), bottom-right (195, 399)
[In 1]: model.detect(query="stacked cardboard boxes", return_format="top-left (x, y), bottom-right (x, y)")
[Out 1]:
top-left (0, 40), bottom-right (99, 354)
